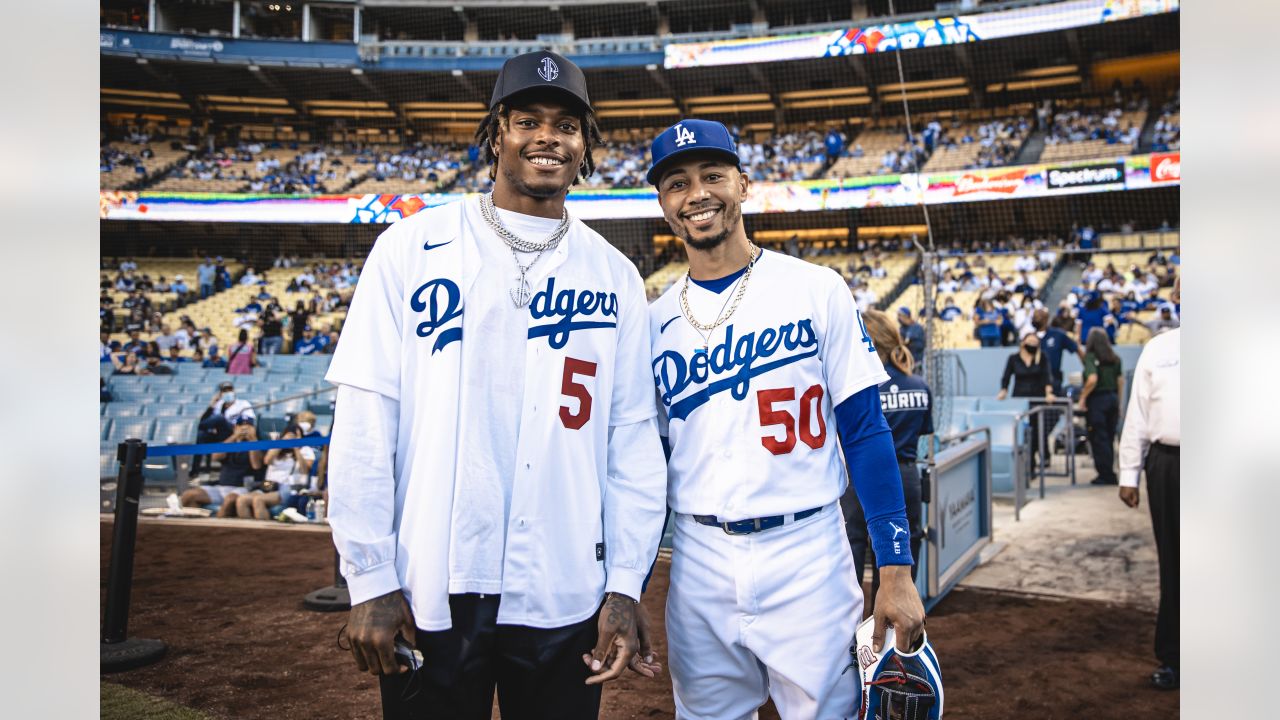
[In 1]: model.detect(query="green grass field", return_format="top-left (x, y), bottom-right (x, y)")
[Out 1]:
top-left (101, 682), bottom-right (215, 720)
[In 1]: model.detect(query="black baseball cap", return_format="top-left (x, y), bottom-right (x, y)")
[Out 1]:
top-left (490, 51), bottom-right (591, 113)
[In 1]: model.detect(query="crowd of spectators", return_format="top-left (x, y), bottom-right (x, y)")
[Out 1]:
top-left (1044, 101), bottom-right (1144, 149)
top-left (1150, 92), bottom-right (1180, 152)
top-left (1062, 249), bottom-right (1180, 341)
top-left (165, 141), bottom-right (355, 194)
top-left (100, 255), bottom-right (358, 379)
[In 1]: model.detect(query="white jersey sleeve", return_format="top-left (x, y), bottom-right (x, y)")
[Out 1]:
top-left (818, 270), bottom-right (889, 406)
top-left (602, 262), bottom-right (666, 600)
top-left (325, 225), bottom-right (406, 400)
top-left (609, 269), bottom-right (659, 427)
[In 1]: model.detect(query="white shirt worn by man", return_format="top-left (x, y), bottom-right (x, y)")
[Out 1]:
top-left (1118, 328), bottom-right (1180, 487)
top-left (325, 196), bottom-right (667, 631)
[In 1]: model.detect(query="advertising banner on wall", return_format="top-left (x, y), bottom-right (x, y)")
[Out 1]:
top-left (100, 152), bottom-right (1179, 224)
top-left (665, 0), bottom-right (1178, 69)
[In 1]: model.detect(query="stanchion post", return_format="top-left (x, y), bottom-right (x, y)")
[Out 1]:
top-left (303, 545), bottom-right (351, 612)
top-left (102, 438), bottom-right (167, 672)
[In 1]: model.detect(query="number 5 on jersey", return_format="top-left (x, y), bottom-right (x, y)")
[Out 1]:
top-left (757, 384), bottom-right (827, 455)
top-left (560, 357), bottom-right (597, 430)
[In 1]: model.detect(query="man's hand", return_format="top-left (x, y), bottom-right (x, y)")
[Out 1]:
top-left (346, 590), bottom-right (416, 676)
top-left (583, 592), bottom-right (638, 685)
top-left (627, 600), bottom-right (662, 678)
top-left (872, 565), bottom-right (926, 654)
top-left (996, 389), bottom-right (1008, 401)
top-left (1119, 486), bottom-right (1139, 508)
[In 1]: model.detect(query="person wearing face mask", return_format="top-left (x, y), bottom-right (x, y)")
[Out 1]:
top-left (997, 333), bottom-right (1056, 477)
top-left (191, 381), bottom-right (256, 478)
top-left (233, 425), bottom-right (316, 520)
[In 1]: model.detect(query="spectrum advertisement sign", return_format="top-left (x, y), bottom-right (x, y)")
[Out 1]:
top-left (100, 153), bottom-right (1178, 224)
top-left (665, 0), bottom-right (1178, 68)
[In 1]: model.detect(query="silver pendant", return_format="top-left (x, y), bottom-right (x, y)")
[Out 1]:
top-left (511, 273), bottom-right (532, 307)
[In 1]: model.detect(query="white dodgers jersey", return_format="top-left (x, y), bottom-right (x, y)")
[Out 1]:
top-left (650, 250), bottom-right (889, 520)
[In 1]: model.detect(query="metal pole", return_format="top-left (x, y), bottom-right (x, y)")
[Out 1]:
top-left (101, 439), bottom-right (167, 672)
top-left (1038, 407), bottom-right (1047, 500)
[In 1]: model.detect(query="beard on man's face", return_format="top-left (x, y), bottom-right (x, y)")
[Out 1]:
top-left (674, 201), bottom-right (740, 251)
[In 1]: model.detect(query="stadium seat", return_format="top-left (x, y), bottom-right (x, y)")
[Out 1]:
top-left (101, 419), bottom-right (112, 442)
top-left (104, 404), bottom-right (143, 417)
top-left (100, 450), bottom-right (119, 480)
top-left (152, 417), bottom-right (198, 445)
top-left (964, 411), bottom-right (1025, 494)
top-left (256, 415), bottom-right (292, 437)
top-left (143, 403), bottom-right (186, 417)
top-left (107, 417), bottom-right (156, 445)
top-left (980, 397), bottom-right (1031, 413)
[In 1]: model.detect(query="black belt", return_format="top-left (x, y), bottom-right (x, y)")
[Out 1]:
top-left (1152, 442), bottom-right (1180, 454)
top-left (693, 506), bottom-right (822, 535)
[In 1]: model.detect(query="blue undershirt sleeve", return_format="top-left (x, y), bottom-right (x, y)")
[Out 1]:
top-left (835, 385), bottom-right (914, 567)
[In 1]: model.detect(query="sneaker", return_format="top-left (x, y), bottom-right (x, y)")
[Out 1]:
top-left (279, 507), bottom-right (308, 523)
top-left (1090, 477), bottom-right (1118, 485)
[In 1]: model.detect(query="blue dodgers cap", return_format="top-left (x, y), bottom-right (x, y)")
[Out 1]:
top-left (647, 119), bottom-right (741, 186)
top-left (898, 306), bottom-right (911, 316)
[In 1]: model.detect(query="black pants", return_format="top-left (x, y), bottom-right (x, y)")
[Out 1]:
top-left (842, 460), bottom-right (923, 609)
top-left (192, 414), bottom-right (233, 475)
top-left (1085, 391), bottom-right (1119, 483)
top-left (379, 594), bottom-right (602, 720)
top-left (1147, 443), bottom-right (1180, 669)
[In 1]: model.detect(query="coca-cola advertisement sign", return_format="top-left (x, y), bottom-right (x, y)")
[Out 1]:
top-left (1151, 152), bottom-right (1180, 183)
top-left (951, 168), bottom-right (1027, 197)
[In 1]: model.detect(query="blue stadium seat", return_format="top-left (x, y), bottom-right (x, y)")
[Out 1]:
top-left (109, 387), bottom-right (150, 402)
top-left (100, 450), bottom-right (119, 480)
top-left (107, 417), bottom-right (156, 445)
top-left (980, 397), bottom-right (1031, 413)
top-left (141, 455), bottom-right (178, 486)
top-left (257, 415), bottom-right (291, 437)
top-left (104, 403), bottom-right (142, 418)
top-left (308, 398), bottom-right (336, 415)
top-left (269, 397), bottom-right (308, 414)
top-left (152, 417), bottom-right (199, 445)
top-left (143, 404), bottom-right (186, 417)
top-left (951, 396), bottom-right (982, 415)
top-left (963, 411), bottom-right (1026, 494)
top-left (101, 419), bottom-right (112, 442)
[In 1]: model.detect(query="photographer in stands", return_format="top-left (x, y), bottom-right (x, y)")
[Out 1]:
top-left (192, 381), bottom-right (256, 478)
top-left (233, 424), bottom-right (315, 520)
top-left (180, 417), bottom-right (262, 517)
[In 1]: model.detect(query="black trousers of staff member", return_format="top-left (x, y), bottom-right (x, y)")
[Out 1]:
top-left (1085, 390), bottom-right (1120, 484)
top-left (379, 594), bottom-right (601, 720)
top-left (842, 460), bottom-right (923, 610)
top-left (1146, 443), bottom-right (1180, 671)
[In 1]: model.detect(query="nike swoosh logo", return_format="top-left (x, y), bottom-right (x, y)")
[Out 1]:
top-left (660, 315), bottom-right (680, 333)
top-left (423, 238), bottom-right (454, 251)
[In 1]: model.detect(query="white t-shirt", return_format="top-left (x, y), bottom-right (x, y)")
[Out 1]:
top-left (650, 251), bottom-right (889, 519)
top-left (452, 207), bottom-right (558, 594)
top-left (265, 446), bottom-right (316, 485)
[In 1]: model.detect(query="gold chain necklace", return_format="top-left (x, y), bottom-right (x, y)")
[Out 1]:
top-left (679, 243), bottom-right (760, 353)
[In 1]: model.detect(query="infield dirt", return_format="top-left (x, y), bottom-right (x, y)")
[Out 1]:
top-left (101, 520), bottom-right (1177, 719)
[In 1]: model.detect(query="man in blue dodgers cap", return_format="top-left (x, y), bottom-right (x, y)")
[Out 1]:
top-left (328, 50), bottom-right (667, 719)
top-left (645, 119), bottom-right (926, 719)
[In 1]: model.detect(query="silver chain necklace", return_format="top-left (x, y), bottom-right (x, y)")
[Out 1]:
top-left (679, 243), bottom-right (761, 353)
top-left (479, 192), bottom-right (572, 307)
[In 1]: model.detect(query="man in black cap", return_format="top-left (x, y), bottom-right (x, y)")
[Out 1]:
top-left (327, 50), bottom-right (667, 719)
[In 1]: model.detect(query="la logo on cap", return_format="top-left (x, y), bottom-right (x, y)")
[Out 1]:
top-left (537, 56), bottom-right (559, 82)
top-left (674, 123), bottom-right (697, 147)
